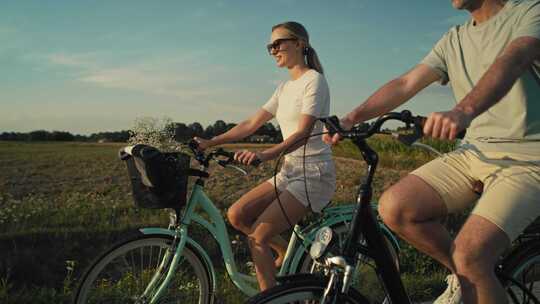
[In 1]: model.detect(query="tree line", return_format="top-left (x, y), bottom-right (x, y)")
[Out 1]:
top-left (0, 120), bottom-right (282, 143)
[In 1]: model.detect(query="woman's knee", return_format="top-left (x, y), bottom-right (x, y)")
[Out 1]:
top-left (227, 204), bottom-right (248, 231)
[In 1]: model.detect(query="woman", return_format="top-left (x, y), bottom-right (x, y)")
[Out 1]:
top-left (194, 21), bottom-right (336, 290)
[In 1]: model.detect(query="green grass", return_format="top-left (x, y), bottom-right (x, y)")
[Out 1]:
top-left (0, 140), bottom-right (459, 303)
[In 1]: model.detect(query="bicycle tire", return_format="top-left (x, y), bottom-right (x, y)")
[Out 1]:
top-left (296, 222), bottom-right (398, 303)
top-left (246, 275), bottom-right (369, 304)
top-left (73, 233), bottom-right (213, 304)
top-left (501, 241), bottom-right (540, 304)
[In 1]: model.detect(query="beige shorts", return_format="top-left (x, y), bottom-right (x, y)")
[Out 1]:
top-left (411, 148), bottom-right (540, 241)
top-left (267, 157), bottom-right (336, 213)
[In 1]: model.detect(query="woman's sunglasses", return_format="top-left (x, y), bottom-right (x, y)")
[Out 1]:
top-left (266, 38), bottom-right (297, 54)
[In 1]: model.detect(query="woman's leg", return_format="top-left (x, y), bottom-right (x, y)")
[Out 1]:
top-left (248, 191), bottom-right (308, 290)
top-left (227, 181), bottom-right (288, 267)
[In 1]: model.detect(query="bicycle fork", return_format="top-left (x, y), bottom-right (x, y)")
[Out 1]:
top-left (320, 256), bottom-right (355, 304)
top-left (139, 226), bottom-right (189, 304)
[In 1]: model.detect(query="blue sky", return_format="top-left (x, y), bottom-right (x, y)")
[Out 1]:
top-left (0, 1), bottom-right (469, 135)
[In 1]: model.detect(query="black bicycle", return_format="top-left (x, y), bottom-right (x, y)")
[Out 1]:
top-left (246, 110), bottom-right (540, 304)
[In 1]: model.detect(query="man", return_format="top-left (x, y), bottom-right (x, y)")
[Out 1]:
top-left (324, 0), bottom-right (540, 303)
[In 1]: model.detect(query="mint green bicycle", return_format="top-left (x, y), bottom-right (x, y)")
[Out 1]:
top-left (73, 142), bottom-right (399, 304)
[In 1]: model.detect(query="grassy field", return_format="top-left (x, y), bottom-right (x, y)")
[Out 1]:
top-left (0, 139), bottom-right (460, 303)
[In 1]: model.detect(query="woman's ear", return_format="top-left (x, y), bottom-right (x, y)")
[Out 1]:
top-left (296, 40), bottom-right (307, 54)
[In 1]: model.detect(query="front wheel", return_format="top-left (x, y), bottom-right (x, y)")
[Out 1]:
top-left (297, 222), bottom-right (398, 303)
top-left (246, 275), bottom-right (369, 304)
top-left (73, 234), bottom-right (213, 304)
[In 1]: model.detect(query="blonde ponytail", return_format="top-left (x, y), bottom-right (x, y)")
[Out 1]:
top-left (305, 46), bottom-right (324, 75)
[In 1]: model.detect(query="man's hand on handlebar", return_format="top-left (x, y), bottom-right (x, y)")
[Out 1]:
top-left (322, 117), bottom-right (355, 145)
top-left (423, 109), bottom-right (472, 140)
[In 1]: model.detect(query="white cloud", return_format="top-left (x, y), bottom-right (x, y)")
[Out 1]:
top-left (45, 51), bottom-right (230, 99)
top-left (47, 53), bottom-right (97, 69)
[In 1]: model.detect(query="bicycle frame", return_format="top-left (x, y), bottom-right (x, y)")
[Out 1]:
top-left (136, 174), bottom-right (399, 301)
top-left (338, 137), bottom-right (411, 303)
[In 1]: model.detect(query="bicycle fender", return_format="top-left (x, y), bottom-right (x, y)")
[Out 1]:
top-left (138, 227), bottom-right (217, 292)
top-left (287, 207), bottom-right (400, 274)
top-left (323, 203), bottom-right (400, 254)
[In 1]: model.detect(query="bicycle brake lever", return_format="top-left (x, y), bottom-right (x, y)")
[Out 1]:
top-left (394, 128), bottom-right (423, 146)
top-left (228, 165), bottom-right (248, 175)
top-left (217, 159), bottom-right (229, 167)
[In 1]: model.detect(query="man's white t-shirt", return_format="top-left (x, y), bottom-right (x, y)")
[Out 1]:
top-left (262, 69), bottom-right (332, 160)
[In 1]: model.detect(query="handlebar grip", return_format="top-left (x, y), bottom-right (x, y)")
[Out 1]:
top-left (215, 148), bottom-right (260, 167)
top-left (414, 116), bottom-right (466, 140)
top-left (250, 158), bottom-right (261, 167)
top-left (188, 139), bottom-right (200, 151)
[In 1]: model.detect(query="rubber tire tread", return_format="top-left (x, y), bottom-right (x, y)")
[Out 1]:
top-left (246, 275), bottom-right (369, 304)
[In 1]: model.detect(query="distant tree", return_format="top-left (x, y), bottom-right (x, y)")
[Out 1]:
top-left (226, 123), bottom-right (237, 132)
top-left (50, 131), bottom-right (75, 141)
top-left (0, 132), bottom-right (26, 141)
top-left (251, 123), bottom-right (280, 142)
top-left (204, 125), bottom-right (215, 138)
top-left (189, 123), bottom-right (204, 138)
top-left (29, 130), bottom-right (49, 141)
top-left (89, 130), bottom-right (130, 142)
top-left (173, 123), bottom-right (191, 141)
top-left (212, 120), bottom-right (227, 136)
top-left (74, 134), bottom-right (88, 142)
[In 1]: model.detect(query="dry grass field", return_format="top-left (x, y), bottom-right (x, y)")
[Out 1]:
top-left (0, 138), bottom-right (458, 303)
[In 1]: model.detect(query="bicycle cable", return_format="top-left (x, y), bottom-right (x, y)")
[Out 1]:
top-left (271, 129), bottom-right (334, 251)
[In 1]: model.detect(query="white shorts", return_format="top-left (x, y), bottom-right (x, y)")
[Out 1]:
top-left (267, 157), bottom-right (336, 213)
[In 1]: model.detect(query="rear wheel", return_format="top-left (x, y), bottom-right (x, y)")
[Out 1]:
top-left (73, 234), bottom-right (213, 304)
top-left (502, 241), bottom-right (540, 304)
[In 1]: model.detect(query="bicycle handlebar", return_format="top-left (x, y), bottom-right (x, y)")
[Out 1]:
top-left (320, 110), bottom-right (466, 143)
top-left (186, 139), bottom-right (261, 168)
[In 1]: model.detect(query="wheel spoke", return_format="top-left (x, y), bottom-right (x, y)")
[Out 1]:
top-left (74, 236), bottom-right (212, 304)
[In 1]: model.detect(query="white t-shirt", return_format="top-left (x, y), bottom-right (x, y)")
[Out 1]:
top-left (262, 69), bottom-right (332, 159)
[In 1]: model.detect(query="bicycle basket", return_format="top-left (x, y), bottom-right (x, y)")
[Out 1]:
top-left (119, 144), bottom-right (190, 209)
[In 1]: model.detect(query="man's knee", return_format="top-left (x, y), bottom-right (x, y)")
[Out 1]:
top-left (378, 175), bottom-right (447, 229)
top-left (453, 216), bottom-right (510, 280)
top-left (453, 245), bottom-right (494, 280)
top-left (378, 188), bottom-right (405, 228)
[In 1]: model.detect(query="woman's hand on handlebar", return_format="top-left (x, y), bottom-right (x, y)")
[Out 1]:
top-left (192, 137), bottom-right (213, 151)
top-left (423, 109), bottom-right (472, 140)
top-left (234, 150), bottom-right (263, 166)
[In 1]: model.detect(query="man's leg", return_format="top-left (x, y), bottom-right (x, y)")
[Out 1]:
top-left (457, 152), bottom-right (540, 303)
top-left (452, 215), bottom-right (510, 304)
top-left (378, 174), bottom-right (457, 271)
top-left (379, 150), bottom-right (480, 272)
